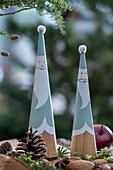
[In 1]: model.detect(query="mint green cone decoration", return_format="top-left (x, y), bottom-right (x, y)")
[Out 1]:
top-left (29, 25), bottom-right (58, 158)
top-left (71, 45), bottom-right (97, 156)
top-left (73, 45), bottom-right (94, 134)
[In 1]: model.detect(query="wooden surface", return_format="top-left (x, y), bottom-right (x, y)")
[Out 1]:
top-left (0, 155), bottom-right (31, 170)
top-left (71, 131), bottom-right (97, 156)
top-left (0, 138), bottom-right (113, 170)
top-left (41, 130), bottom-right (58, 158)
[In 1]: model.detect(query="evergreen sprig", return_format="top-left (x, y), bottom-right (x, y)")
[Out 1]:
top-left (72, 152), bottom-right (92, 160)
top-left (57, 146), bottom-right (70, 157)
top-left (72, 147), bottom-right (113, 163)
top-left (0, 0), bottom-right (72, 34)
top-left (18, 153), bottom-right (33, 166)
top-left (0, 29), bottom-right (9, 38)
top-left (18, 153), bottom-right (55, 170)
top-left (96, 147), bottom-right (112, 159)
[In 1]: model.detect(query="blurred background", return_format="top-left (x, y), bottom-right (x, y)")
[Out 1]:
top-left (0, 0), bottom-right (113, 140)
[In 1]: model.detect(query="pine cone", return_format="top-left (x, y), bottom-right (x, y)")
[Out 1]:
top-left (16, 127), bottom-right (47, 160)
top-left (0, 142), bottom-right (12, 155)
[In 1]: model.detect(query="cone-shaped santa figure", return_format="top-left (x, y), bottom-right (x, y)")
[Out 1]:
top-left (29, 25), bottom-right (58, 158)
top-left (71, 45), bottom-right (97, 156)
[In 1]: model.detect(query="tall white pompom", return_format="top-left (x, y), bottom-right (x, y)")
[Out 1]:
top-left (78, 45), bottom-right (87, 53)
top-left (37, 25), bottom-right (46, 33)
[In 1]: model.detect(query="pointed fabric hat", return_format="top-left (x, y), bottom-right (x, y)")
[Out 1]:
top-left (29, 25), bottom-right (58, 158)
top-left (71, 45), bottom-right (97, 156)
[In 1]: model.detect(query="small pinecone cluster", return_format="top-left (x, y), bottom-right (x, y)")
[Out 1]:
top-left (0, 142), bottom-right (12, 155)
top-left (16, 127), bottom-right (47, 160)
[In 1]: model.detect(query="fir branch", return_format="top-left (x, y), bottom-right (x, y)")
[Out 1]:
top-left (0, 7), bottom-right (34, 16)
top-left (0, 0), bottom-right (72, 34)
top-left (0, 29), bottom-right (9, 37)
top-left (44, 4), bottom-right (66, 34)
top-left (47, 0), bottom-right (72, 11)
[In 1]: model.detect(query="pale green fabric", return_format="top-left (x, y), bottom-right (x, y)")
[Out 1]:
top-left (73, 89), bottom-right (93, 130)
top-left (79, 53), bottom-right (86, 69)
top-left (72, 52), bottom-right (94, 131)
top-left (29, 29), bottom-right (55, 130)
top-left (29, 92), bottom-right (54, 128)
top-left (37, 32), bottom-right (46, 56)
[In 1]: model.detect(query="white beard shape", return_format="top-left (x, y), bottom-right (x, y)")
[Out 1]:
top-left (78, 68), bottom-right (90, 109)
top-left (33, 56), bottom-right (49, 109)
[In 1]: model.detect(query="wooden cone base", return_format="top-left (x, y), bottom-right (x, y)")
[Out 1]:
top-left (71, 131), bottom-right (97, 156)
top-left (41, 130), bottom-right (58, 158)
